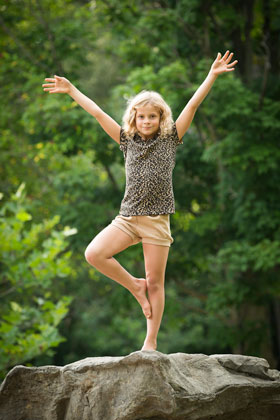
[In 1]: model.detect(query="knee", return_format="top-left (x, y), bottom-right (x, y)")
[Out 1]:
top-left (147, 275), bottom-right (164, 293)
top-left (84, 245), bottom-right (102, 267)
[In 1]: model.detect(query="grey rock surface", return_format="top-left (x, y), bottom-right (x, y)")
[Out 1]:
top-left (0, 351), bottom-right (280, 420)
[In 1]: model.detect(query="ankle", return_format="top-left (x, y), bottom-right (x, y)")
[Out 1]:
top-left (131, 277), bottom-right (145, 292)
top-left (143, 337), bottom-right (157, 347)
top-left (141, 339), bottom-right (157, 351)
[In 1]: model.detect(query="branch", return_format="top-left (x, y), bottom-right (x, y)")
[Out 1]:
top-left (176, 282), bottom-right (207, 302)
top-left (258, 34), bottom-right (271, 110)
top-left (103, 164), bottom-right (120, 193)
top-left (0, 287), bottom-right (16, 299)
top-left (198, 112), bottom-right (218, 142)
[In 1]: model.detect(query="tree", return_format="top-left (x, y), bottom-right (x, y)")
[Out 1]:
top-left (0, 183), bottom-right (75, 378)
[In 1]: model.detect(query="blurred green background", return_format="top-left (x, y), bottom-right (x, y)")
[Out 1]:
top-left (1, 0), bottom-right (280, 379)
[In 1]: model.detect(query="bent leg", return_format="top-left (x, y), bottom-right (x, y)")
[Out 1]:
top-left (141, 243), bottom-right (170, 350)
top-left (85, 224), bottom-right (151, 318)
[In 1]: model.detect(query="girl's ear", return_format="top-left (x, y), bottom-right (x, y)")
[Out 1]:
top-left (132, 107), bottom-right (137, 120)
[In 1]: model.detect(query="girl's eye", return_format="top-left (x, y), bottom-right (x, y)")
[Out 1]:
top-left (137, 114), bottom-right (158, 119)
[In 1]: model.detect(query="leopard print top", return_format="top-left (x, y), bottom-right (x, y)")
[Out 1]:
top-left (119, 123), bottom-right (183, 216)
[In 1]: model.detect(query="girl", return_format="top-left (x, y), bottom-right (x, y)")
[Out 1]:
top-left (42, 51), bottom-right (237, 351)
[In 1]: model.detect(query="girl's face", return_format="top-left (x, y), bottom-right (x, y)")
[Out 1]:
top-left (135, 105), bottom-right (161, 140)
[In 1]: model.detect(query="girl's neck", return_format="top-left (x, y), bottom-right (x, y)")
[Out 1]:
top-left (137, 131), bottom-right (159, 141)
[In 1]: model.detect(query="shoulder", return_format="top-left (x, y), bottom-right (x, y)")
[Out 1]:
top-left (120, 127), bottom-right (127, 139)
top-left (120, 127), bottom-right (134, 141)
top-left (164, 123), bottom-right (183, 146)
top-left (119, 127), bottom-right (132, 154)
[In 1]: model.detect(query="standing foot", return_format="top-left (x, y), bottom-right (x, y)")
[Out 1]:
top-left (141, 338), bottom-right (157, 351)
top-left (131, 278), bottom-right (152, 319)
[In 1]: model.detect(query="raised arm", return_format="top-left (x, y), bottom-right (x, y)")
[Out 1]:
top-left (42, 75), bottom-right (121, 144)
top-left (176, 51), bottom-right (238, 140)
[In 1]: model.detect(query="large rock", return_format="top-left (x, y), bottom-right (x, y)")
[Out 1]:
top-left (0, 351), bottom-right (280, 420)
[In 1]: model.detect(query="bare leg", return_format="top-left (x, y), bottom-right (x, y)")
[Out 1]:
top-left (85, 224), bottom-right (151, 318)
top-left (141, 243), bottom-right (170, 351)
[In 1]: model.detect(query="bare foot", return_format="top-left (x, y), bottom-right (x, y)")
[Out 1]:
top-left (131, 278), bottom-right (152, 319)
top-left (141, 338), bottom-right (157, 351)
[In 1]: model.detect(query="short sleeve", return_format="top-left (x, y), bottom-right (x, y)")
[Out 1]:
top-left (172, 123), bottom-right (183, 146)
top-left (119, 127), bottom-right (128, 158)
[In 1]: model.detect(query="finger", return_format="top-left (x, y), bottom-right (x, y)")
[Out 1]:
top-left (216, 52), bottom-right (221, 60)
top-left (42, 83), bottom-right (55, 87)
top-left (43, 87), bottom-right (55, 91)
top-left (45, 78), bottom-right (55, 82)
top-left (227, 60), bottom-right (238, 67)
top-left (225, 52), bottom-right (234, 63)
top-left (226, 68), bottom-right (235, 72)
top-left (222, 50), bottom-right (230, 60)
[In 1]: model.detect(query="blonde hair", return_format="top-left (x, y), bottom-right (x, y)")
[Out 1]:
top-left (122, 90), bottom-right (173, 137)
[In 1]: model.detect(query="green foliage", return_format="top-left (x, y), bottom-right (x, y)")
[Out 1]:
top-left (1, 0), bottom-right (280, 371)
top-left (0, 183), bottom-right (75, 378)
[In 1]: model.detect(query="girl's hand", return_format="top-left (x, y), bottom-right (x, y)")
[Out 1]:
top-left (42, 75), bottom-right (71, 94)
top-left (210, 51), bottom-right (238, 76)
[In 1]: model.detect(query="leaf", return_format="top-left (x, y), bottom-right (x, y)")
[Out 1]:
top-left (16, 211), bottom-right (32, 222)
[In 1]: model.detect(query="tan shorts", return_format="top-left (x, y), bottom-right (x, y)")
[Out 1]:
top-left (111, 214), bottom-right (174, 247)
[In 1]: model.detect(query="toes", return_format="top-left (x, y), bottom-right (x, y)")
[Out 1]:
top-left (134, 278), bottom-right (151, 318)
top-left (144, 304), bottom-right (152, 319)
